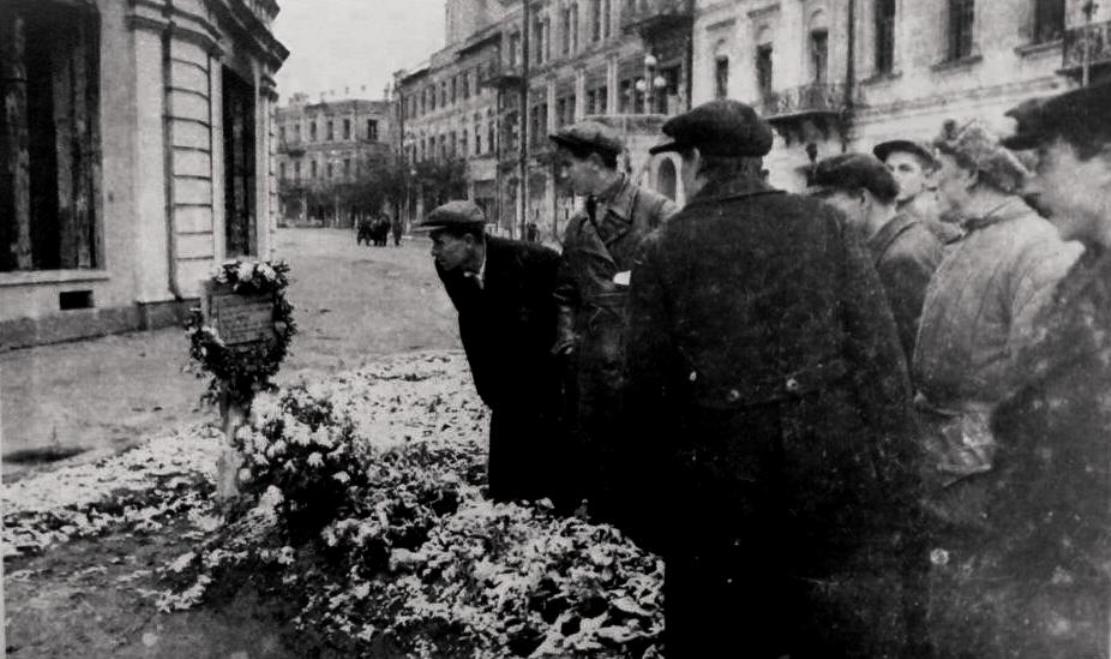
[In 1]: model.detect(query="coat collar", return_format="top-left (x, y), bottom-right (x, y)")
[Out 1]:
top-left (867, 211), bottom-right (919, 263)
top-left (594, 173), bottom-right (637, 222)
top-left (961, 197), bottom-right (1031, 233)
top-left (684, 177), bottom-right (782, 210)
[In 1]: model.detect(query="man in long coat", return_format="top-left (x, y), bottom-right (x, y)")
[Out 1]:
top-left (548, 121), bottom-right (678, 519)
top-left (422, 201), bottom-right (564, 504)
top-left (626, 100), bottom-right (924, 657)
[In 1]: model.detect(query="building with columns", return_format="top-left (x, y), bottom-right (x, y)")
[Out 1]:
top-left (395, 0), bottom-right (695, 243)
top-left (275, 94), bottom-right (394, 226)
top-left (691, 0), bottom-right (1095, 191)
top-left (0, 0), bottom-right (288, 350)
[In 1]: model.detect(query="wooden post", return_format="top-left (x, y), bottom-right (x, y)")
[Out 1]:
top-left (215, 385), bottom-right (247, 501)
top-left (0, 8), bottom-right (32, 271)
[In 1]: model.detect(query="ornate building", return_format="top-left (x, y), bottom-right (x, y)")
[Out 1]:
top-left (0, 0), bottom-right (288, 349)
top-left (275, 94), bottom-right (394, 226)
top-left (691, 0), bottom-right (1093, 191)
top-left (395, 0), bottom-right (695, 242)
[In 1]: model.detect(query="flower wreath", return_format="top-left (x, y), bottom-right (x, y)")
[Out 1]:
top-left (186, 259), bottom-right (297, 407)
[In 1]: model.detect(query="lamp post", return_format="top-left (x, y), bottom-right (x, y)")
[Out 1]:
top-left (636, 52), bottom-right (670, 114)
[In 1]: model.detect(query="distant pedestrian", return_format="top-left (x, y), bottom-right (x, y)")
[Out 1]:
top-left (391, 214), bottom-right (403, 246)
top-left (419, 201), bottom-right (565, 504)
top-left (946, 81), bottom-right (1111, 659)
top-left (626, 100), bottom-right (923, 657)
top-left (809, 153), bottom-right (944, 363)
top-left (547, 120), bottom-right (677, 521)
top-left (874, 139), bottom-right (962, 243)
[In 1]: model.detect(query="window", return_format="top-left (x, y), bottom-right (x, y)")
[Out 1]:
top-left (222, 67), bottom-right (257, 256)
top-left (311, 160), bottom-right (318, 178)
top-left (327, 120), bottom-right (334, 141)
top-left (756, 44), bottom-right (774, 97)
top-left (1033, 0), bottom-right (1064, 44)
top-left (557, 98), bottom-right (568, 126)
top-left (714, 56), bottom-right (730, 99)
top-left (367, 119), bottom-right (379, 141)
top-left (343, 158), bottom-right (351, 178)
top-left (280, 125), bottom-right (286, 143)
top-left (595, 86), bottom-right (608, 113)
top-left (295, 123), bottom-right (302, 141)
top-left (441, 82), bottom-right (448, 107)
top-left (462, 72), bottom-right (471, 100)
top-left (439, 134), bottom-right (447, 159)
top-left (451, 76), bottom-right (457, 104)
top-left (875, 0), bottom-right (896, 74)
top-left (947, 0), bottom-right (975, 61)
top-left (509, 32), bottom-right (521, 66)
top-left (0, 0), bottom-right (101, 271)
top-left (561, 7), bottom-right (572, 55)
top-left (810, 29), bottom-right (829, 84)
top-left (602, 0), bottom-right (612, 38)
top-left (570, 4), bottom-right (579, 52)
top-left (591, 0), bottom-right (602, 42)
top-left (619, 79), bottom-right (632, 113)
top-left (460, 131), bottom-right (468, 158)
top-left (488, 114), bottom-right (497, 154)
top-left (475, 124), bottom-right (483, 154)
top-left (327, 162), bottom-right (333, 179)
top-left (294, 161), bottom-right (301, 181)
top-left (310, 121), bottom-right (318, 141)
top-left (534, 15), bottom-right (545, 64)
top-left (280, 162), bottom-right (286, 180)
top-left (343, 118), bottom-right (351, 140)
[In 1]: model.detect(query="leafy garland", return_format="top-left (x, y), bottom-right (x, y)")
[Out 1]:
top-left (186, 260), bottom-right (297, 406)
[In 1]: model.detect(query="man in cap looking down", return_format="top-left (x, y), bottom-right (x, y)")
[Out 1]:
top-left (624, 99), bottom-right (923, 656)
top-left (809, 153), bottom-right (944, 363)
top-left (419, 201), bottom-right (566, 505)
top-left (547, 120), bottom-right (677, 521)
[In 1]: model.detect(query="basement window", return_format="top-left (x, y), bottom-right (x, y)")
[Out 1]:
top-left (59, 289), bottom-right (93, 310)
top-left (0, 0), bottom-right (102, 273)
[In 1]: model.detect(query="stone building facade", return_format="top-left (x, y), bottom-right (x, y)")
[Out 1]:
top-left (691, 0), bottom-right (1097, 191)
top-left (395, 0), bottom-right (695, 243)
top-left (275, 94), bottom-right (394, 225)
top-left (0, 0), bottom-right (288, 350)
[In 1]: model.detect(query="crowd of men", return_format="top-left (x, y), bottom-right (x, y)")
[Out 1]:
top-left (418, 80), bottom-right (1111, 657)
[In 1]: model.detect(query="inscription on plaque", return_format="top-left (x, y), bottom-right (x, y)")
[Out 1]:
top-left (211, 293), bottom-right (277, 346)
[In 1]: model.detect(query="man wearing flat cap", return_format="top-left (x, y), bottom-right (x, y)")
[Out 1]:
top-left (873, 139), bottom-right (961, 243)
top-left (420, 201), bottom-right (566, 505)
top-left (547, 120), bottom-right (677, 521)
top-left (920, 82), bottom-right (1111, 657)
top-left (810, 153), bottom-right (944, 363)
top-left (624, 99), bottom-right (923, 656)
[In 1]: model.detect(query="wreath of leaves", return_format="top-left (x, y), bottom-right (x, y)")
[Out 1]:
top-left (186, 260), bottom-right (297, 407)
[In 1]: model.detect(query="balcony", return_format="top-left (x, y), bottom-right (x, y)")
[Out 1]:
top-left (482, 63), bottom-right (525, 90)
top-left (1062, 19), bottom-right (1111, 80)
top-left (621, 0), bottom-right (694, 37)
top-left (759, 83), bottom-right (853, 144)
top-left (278, 141), bottom-right (306, 156)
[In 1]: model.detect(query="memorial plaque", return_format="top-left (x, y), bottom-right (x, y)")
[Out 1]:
top-left (204, 284), bottom-right (277, 346)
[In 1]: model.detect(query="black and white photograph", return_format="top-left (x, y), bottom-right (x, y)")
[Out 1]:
top-left (3, 0), bottom-right (1111, 656)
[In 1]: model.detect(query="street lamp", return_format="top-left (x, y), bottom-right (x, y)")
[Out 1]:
top-left (640, 52), bottom-right (670, 113)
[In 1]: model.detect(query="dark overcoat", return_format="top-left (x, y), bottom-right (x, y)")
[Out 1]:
top-left (553, 174), bottom-right (677, 513)
top-left (624, 178), bottom-right (924, 657)
top-left (924, 246), bottom-right (1111, 658)
top-left (866, 211), bottom-right (944, 363)
top-left (437, 235), bottom-right (564, 503)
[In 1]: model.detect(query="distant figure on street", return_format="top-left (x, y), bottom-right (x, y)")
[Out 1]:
top-left (391, 213), bottom-right (403, 246)
top-left (874, 139), bottom-right (962, 243)
top-left (809, 153), bottom-right (944, 363)
top-left (548, 120), bottom-right (678, 520)
top-left (626, 99), bottom-right (924, 657)
top-left (526, 222), bottom-right (539, 243)
top-left (419, 201), bottom-right (565, 504)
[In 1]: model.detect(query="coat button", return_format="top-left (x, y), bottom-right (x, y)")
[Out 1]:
top-left (785, 377), bottom-right (800, 393)
top-left (726, 388), bottom-right (741, 402)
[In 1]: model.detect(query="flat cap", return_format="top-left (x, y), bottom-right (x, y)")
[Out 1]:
top-left (418, 200), bottom-right (487, 231)
top-left (809, 153), bottom-right (900, 203)
top-left (1002, 82), bottom-right (1111, 151)
top-left (649, 99), bottom-right (773, 157)
top-left (549, 120), bottom-right (625, 156)
top-left (873, 139), bottom-right (940, 170)
top-left (933, 119), bottom-right (1030, 194)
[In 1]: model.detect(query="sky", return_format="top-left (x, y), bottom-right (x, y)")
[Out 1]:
top-left (273, 0), bottom-right (447, 103)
